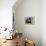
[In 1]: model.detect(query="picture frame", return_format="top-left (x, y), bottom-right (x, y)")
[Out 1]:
top-left (25, 16), bottom-right (35, 24)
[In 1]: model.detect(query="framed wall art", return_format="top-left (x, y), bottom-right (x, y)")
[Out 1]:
top-left (25, 16), bottom-right (35, 24)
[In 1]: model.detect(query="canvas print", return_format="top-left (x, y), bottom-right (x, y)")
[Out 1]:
top-left (25, 16), bottom-right (35, 24)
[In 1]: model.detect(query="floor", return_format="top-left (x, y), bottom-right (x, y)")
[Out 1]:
top-left (0, 39), bottom-right (16, 46)
top-left (0, 38), bottom-right (24, 46)
top-left (0, 33), bottom-right (23, 46)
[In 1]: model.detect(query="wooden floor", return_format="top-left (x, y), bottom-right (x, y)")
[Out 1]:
top-left (0, 33), bottom-right (23, 46)
top-left (0, 39), bottom-right (16, 46)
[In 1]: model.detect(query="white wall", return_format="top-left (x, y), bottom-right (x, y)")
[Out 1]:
top-left (41, 0), bottom-right (46, 46)
top-left (0, 0), bottom-right (16, 30)
top-left (12, 0), bottom-right (46, 46)
top-left (13, 0), bottom-right (41, 46)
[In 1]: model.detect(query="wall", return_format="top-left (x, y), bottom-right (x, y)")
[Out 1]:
top-left (41, 0), bottom-right (46, 46)
top-left (13, 0), bottom-right (41, 46)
